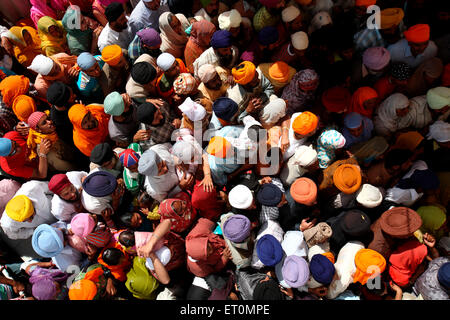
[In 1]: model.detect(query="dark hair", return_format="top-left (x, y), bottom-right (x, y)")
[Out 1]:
top-left (385, 149), bottom-right (413, 169)
top-left (105, 2), bottom-right (124, 22)
top-left (102, 248), bottom-right (124, 266)
top-left (131, 62), bottom-right (157, 85)
top-left (118, 212), bottom-right (134, 228)
top-left (138, 191), bottom-right (154, 207)
top-left (118, 230), bottom-right (135, 248)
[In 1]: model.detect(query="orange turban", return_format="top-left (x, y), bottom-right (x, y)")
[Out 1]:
top-left (69, 279), bottom-right (98, 300)
top-left (322, 252), bottom-right (335, 264)
top-left (380, 8), bottom-right (404, 29)
top-left (0, 75), bottom-right (30, 106)
top-left (393, 131), bottom-right (424, 151)
top-left (353, 249), bottom-right (386, 285)
top-left (12, 95), bottom-right (37, 122)
top-left (101, 44), bottom-right (123, 66)
top-left (321, 86), bottom-right (351, 113)
top-left (206, 136), bottom-right (232, 158)
top-left (333, 164), bottom-right (362, 194)
top-left (355, 0), bottom-right (376, 7)
top-left (269, 61), bottom-right (290, 83)
top-left (232, 61), bottom-right (256, 85)
top-left (290, 177), bottom-right (317, 205)
top-left (404, 24), bottom-right (430, 43)
top-left (348, 86), bottom-right (379, 118)
top-left (292, 111), bottom-right (319, 135)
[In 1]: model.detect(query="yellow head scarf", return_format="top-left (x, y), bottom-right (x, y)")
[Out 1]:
top-left (5, 195), bottom-right (34, 222)
top-left (37, 16), bottom-right (67, 57)
top-left (26, 110), bottom-right (58, 161)
top-left (125, 257), bottom-right (159, 300)
top-left (5, 26), bottom-right (42, 67)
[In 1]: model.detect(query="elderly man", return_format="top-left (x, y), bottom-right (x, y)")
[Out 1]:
top-left (97, 2), bottom-right (132, 52)
top-left (0, 180), bottom-right (56, 240)
top-left (197, 64), bottom-right (229, 104)
top-left (388, 24), bottom-right (438, 69)
top-left (227, 61), bottom-right (274, 123)
top-left (48, 172), bottom-right (88, 222)
top-left (128, 0), bottom-right (169, 35)
top-left (193, 30), bottom-right (239, 76)
top-left (138, 143), bottom-right (194, 202)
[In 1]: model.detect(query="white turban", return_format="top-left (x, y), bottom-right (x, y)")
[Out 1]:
top-left (308, 11), bottom-right (333, 34)
top-left (259, 95), bottom-right (286, 125)
top-left (282, 6), bottom-right (301, 23)
top-left (178, 97), bottom-right (206, 121)
top-left (27, 54), bottom-right (54, 76)
top-left (291, 31), bottom-right (309, 50)
top-left (427, 120), bottom-right (450, 143)
top-left (281, 231), bottom-right (308, 258)
top-left (292, 145), bottom-right (317, 167)
top-left (228, 184), bottom-right (253, 209)
top-left (356, 184), bottom-right (383, 208)
top-left (156, 52), bottom-right (176, 71)
top-left (218, 9), bottom-right (242, 30)
top-left (197, 64), bottom-right (217, 83)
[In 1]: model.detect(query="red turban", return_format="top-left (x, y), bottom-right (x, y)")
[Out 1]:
top-left (404, 24), bottom-right (430, 43)
top-left (48, 174), bottom-right (72, 195)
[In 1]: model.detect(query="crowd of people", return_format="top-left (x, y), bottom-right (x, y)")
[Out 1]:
top-left (0, 0), bottom-right (449, 301)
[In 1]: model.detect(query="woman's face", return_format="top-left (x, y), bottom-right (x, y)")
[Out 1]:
top-left (22, 29), bottom-right (32, 45)
top-left (363, 97), bottom-right (378, 111)
top-left (172, 200), bottom-right (186, 215)
top-left (169, 15), bottom-right (182, 35)
top-left (80, 15), bottom-right (89, 31)
top-left (130, 212), bottom-right (143, 228)
top-left (48, 25), bottom-right (62, 38)
top-left (348, 124), bottom-right (363, 137)
top-left (81, 111), bottom-right (98, 129)
top-left (299, 79), bottom-right (319, 92)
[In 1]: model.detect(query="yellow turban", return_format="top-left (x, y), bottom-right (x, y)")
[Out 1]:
top-left (333, 164), bottom-right (362, 194)
top-left (101, 44), bottom-right (123, 66)
top-left (269, 61), bottom-right (290, 83)
top-left (232, 61), bottom-right (256, 85)
top-left (353, 249), bottom-right (386, 285)
top-left (5, 195), bottom-right (34, 222)
top-left (380, 8), bottom-right (405, 29)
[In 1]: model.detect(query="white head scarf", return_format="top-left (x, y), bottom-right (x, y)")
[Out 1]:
top-left (427, 120), bottom-right (450, 143)
top-left (259, 95), bottom-right (286, 126)
top-left (218, 9), bottom-right (242, 30)
top-left (159, 12), bottom-right (189, 58)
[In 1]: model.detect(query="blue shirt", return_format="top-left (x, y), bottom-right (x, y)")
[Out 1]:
top-left (76, 55), bottom-right (105, 97)
top-left (387, 39), bottom-right (438, 69)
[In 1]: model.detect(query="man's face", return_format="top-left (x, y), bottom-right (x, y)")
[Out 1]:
top-left (243, 72), bottom-right (260, 91)
top-left (59, 184), bottom-right (80, 202)
top-left (36, 115), bottom-right (56, 134)
top-left (101, 154), bottom-right (117, 170)
top-left (144, 0), bottom-right (160, 10)
top-left (229, 26), bottom-right (240, 37)
top-left (85, 62), bottom-right (101, 78)
top-left (409, 41), bottom-right (428, 56)
top-left (287, 15), bottom-right (303, 33)
top-left (205, 72), bottom-right (222, 90)
top-left (216, 47), bottom-right (232, 58)
top-left (165, 61), bottom-right (180, 79)
top-left (81, 111), bottom-right (98, 129)
top-left (128, 163), bottom-right (139, 173)
top-left (205, 0), bottom-right (219, 16)
top-left (113, 13), bottom-right (128, 31)
top-left (157, 160), bottom-right (168, 175)
top-left (151, 108), bottom-right (164, 126)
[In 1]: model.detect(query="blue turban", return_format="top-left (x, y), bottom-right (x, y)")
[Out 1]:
top-left (212, 97), bottom-right (238, 121)
top-left (309, 254), bottom-right (335, 285)
top-left (344, 112), bottom-right (363, 129)
top-left (77, 52), bottom-right (97, 70)
top-left (82, 171), bottom-right (117, 197)
top-left (0, 138), bottom-right (12, 156)
top-left (256, 234), bottom-right (283, 267)
top-left (138, 149), bottom-right (161, 177)
top-left (397, 169), bottom-right (440, 190)
top-left (32, 224), bottom-right (64, 258)
top-left (210, 30), bottom-right (232, 49)
top-left (258, 26), bottom-right (279, 46)
top-left (437, 262), bottom-right (450, 289)
top-left (257, 183), bottom-right (282, 207)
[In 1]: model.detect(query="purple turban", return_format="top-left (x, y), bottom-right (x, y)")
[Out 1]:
top-left (29, 267), bottom-right (68, 300)
top-left (223, 214), bottom-right (251, 243)
top-left (137, 28), bottom-right (162, 47)
top-left (282, 255), bottom-right (310, 288)
top-left (0, 179), bottom-right (21, 214)
top-left (362, 47), bottom-right (391, 71)
top-left (210, 30), bottom-right (232, 49)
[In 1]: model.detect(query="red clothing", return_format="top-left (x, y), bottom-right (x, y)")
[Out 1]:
top-left (388, 240), bottom-right (427, 287)
top-left (374, 76), bottom-right (396, 101)
top-left (271, 42), bottom-right (297, 66)
top-left (191, 181), bottom-right (224, 221)
top-left (0, 131), bottom-right (36, 179)
top-left (185, 218), bottom-right (228, 278)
